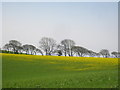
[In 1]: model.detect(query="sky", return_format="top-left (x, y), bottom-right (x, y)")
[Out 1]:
top-left (2, 2), bottom-right (118, 53)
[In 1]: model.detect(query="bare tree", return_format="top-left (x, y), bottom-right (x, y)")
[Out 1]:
top-left (111, 51), bottom-right (119, 58)
top-left (72, 46), bottom-right (88, 57)
top-left (35, 48), bottom-right (43, 55)
top-left (39, 37), bottom-right (56, 55)
top-left (95, 53), bottom-right (101, 57)
top-left (3, 43), bottom-right (12, 52)
top-left (53, 49), bottom-right (62, 56)
top-left (17, 46), bottom-right (23, 54)
top-left (23, 44), bottom-right (30, 54)
top-left (61, 39), bottom-right (75, 56)
top-left (23, 44), bottom-right (36, 55)
top-left (99, 49), bottom-right (110, 58)
top-left (53, 44), bottom-right (64, 56)
top-left (87, 50), bottom-right (97, 57)
top-left (9, 40), bottom-right (22, 54)
top-left (29, 45), bottom-right (36, 55)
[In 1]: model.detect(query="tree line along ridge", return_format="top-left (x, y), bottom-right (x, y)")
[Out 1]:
top-left (1, 37), bottom-right (120, 58)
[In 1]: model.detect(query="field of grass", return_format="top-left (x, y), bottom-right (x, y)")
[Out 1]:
top-left (1, 53), bottom-right (119, 88)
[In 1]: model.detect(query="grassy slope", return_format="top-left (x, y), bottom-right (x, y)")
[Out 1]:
top-left (2, 53), bottom-right (118, 88)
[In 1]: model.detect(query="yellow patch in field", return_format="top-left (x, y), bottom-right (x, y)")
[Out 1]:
top-left (63, 67), bottom-right (92, 71)
top-left (73, 68), bottom-right (90, 71)
top-left (49, 62), bottom-right (57, 64)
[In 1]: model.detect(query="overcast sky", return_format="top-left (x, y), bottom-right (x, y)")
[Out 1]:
top-left (2, 2), bottom-right (118, 52)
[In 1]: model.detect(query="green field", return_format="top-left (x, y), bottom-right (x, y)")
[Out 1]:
top-left (2, 53), bottom-right (118, 88)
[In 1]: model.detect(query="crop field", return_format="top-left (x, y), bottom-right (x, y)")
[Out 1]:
top-left (1, 53), bottom-right (119, 88)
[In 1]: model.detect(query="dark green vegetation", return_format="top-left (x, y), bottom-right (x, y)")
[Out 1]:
top-left (2, 53), bottom-right (118, 88)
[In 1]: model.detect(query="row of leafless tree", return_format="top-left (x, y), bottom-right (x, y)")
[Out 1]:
top-left (2, 37), bottom-right (120, 58)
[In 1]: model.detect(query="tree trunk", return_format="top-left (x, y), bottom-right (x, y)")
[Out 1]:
top-left (65, 51), bottom-right (66, 56)
top-left (13, 47), bottom-right (16, 54)
top-left (45, 50), bottom-right (47, 55)
top-left (25, 52), bottom-right (27, 55)
top-left (41, 53), bottom-right (43, 56)
top-left (34, 51), bottom-right (36, 55)
top-left (31, 51), bottom-right (32, 55)
top-left (70, 49), bottom-right (73, 56)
